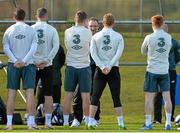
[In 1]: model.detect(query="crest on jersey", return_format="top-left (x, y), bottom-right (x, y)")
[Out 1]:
top-left (72, 45), bottom-right (82, 50)
top-left (156, 37), bottom-right (166, 53)
top-left (102, 46), bottom-right (112, 51)
top-left (73, 34), bottom-right (81, 44)
top-left (158, 38), bottom-right (165, 47)
top-left (15, 34), bottom-right (26, 40)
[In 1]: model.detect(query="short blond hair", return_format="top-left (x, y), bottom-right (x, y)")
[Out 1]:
top-left (103, 13), bottom-right (115, 26)
top-left (151, 15), bottom-right (164, 27)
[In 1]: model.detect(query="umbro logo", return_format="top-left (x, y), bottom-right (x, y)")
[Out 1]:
top-left (37, 39), bottom-right (45, 45)
top-left (102, 46), bottom-right (112, 51)
top-left (156, 48), bottom-right (166, 53)
top-left (72, 45), bottom-right (82, 50)
top-left (15, 34), bottom-right (26, 40)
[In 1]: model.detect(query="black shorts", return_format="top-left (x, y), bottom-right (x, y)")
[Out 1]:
top-left (91, 67), bottom-right (122, 107)
top-left (36, 66), bottom-right (53, 96)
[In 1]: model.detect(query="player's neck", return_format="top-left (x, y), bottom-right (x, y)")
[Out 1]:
top-left (153, 27), bottom-right (162, 32)
top-left (37, 18), bottom-right (47, 22)
top-left (75, 23), bottom-right (84, 27)
top-left (104, 26), bottom-right (113, 29)
top-left (16, 20), bottom-right (24, 23)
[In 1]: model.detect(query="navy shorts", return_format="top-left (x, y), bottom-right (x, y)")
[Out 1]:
top-left (64, 66), bottom-right (91, 92)
top-left (144, 71), bottom-right (170, 92)
top-left (7, 63), bottom-right (36, 90)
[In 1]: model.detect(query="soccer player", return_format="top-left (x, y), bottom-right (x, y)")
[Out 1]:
top-left (153, 24), bottom-right (180, 124)
top-left (35, 45), bottom-right (65, 125)
top-left (71, 17), bottom-right (101, 127)
top-left (36, 45), bottom-right (65, 106)
top-left (3, 8), bottom-right (37, 130)
top-left (88, 13), bottom-right (125, 130)
top-left (32, 7), bottom-right (59, 128)
top-left (141, 15), bottom-right (172, 130)
top-left (63, 10), bottom-right (92, 127)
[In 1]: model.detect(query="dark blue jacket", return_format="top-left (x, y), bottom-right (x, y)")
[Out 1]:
top-left (52, 46), bottom-right (65, 85)
top-left (169, 38), bottom-right (180, 70)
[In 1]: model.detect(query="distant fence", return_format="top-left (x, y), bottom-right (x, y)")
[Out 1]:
top-left (1, 20), bottom-right (180, 24)
top-left (2, 20), bottom-right (180, 36)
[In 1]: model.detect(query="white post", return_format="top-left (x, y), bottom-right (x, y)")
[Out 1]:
top-left (51, 0), bottom-right (54, 20)
top-left (140, 0), bottom-right (143, 36)
top-left (28, 0), bottom-right (31, 20)
top-left (12, 0), bottom-right (17, 8)
top-left (44, 0), bottom-right (48, 9)
top-left (159, 0), bottom-right (164, 16)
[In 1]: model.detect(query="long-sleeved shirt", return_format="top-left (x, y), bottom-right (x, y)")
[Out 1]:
top-left (32, 21), bottom-right (59, 66)
top-left (64, 25), bottom-right (92, 68)
top-left (90, 27), bottom-right (124, 70)
top-left (141, 29), bottom-right (172, 74)
top-left (169, 38), bottom-right (180, 70)
top-left (3, 21), bottom-right (37, 65)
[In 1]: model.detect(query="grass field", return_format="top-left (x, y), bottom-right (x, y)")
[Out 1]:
top-left (0, 32), bottom-right (180, 132)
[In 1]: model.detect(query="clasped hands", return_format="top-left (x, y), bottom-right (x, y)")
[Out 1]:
top-left (35, 61), bottom-right (48, 70)
top-left (102, 67), bottom-right (111, 75)
top-left (14, 60), bottom-right (25, 68)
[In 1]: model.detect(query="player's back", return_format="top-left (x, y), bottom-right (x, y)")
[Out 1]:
top-left (32, 22), bottom-right (56, 57)
top-left (146, 29), bottom-right (172, 74)
top-left (65, 26), bottom-right (92, 68)
top-left (92, 27), bottom-right (123, 66)
top-left (4, 22), bottom-right (36, 63)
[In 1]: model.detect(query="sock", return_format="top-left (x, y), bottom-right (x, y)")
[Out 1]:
top-left (7, 115), bottom-right (13, 126)
top-left (88, 117), bottom-right (94, 125)
top-left (27, 116), bottom-right (30, 126)
top-left (165, 113), bottom-right (171, 126)
top-left (53, 103), bottom-right (59, 110)
top-left (63, 115), bottom-right (69, 126)
top-left (24, 113), bottom-right (28, 119)
top-left (27, 115), bottom-right (35, 126)
top-left (117, 116), bottom-right (124, 127)
top-left (145, 115), bottom-right (151, 126)
top-left (84, 116), bottom-right (89, 125)
top-left (45, 113), bottom-right (52, 126)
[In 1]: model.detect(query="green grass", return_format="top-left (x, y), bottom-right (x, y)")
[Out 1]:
top-left (0, 32), bottom-right (180, 132)
top-left (0, 123), bottom-right (179, 132)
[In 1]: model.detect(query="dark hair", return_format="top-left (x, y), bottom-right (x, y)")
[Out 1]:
top-left (151, 15), bottom-right (164, 27)
top-left (75, 10), bottom-right (87, 23)
top-left (14, 8), bottom-right (25, 21)
top-left (103, 13), bottom-right (115, 26)
top-left (36, 8), bottom-right (47, 18)
top-left (89, 17), bottom-right (99, 23)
